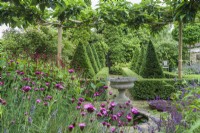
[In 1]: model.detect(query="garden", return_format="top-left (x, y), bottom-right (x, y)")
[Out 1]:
top-left (0, 0), bottom-right (200, 133)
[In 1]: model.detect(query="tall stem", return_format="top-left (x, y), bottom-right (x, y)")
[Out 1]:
top-left (57, 26), bottom-right (63, 68)
top-left (178, 21), bottom-right (183, 79)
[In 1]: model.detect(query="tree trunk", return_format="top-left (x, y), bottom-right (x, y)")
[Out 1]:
top-left (57, 26), bottom-right (63, 68)
top-left (178, 21), bottom-right (183, 79)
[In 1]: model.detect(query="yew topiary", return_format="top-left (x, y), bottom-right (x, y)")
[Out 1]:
top-left (140, 40), bottom-right (164, 78)
top-left (86, 44), bottom-right (99, 73)
top-left (71, 42), bottom-right (95, 78)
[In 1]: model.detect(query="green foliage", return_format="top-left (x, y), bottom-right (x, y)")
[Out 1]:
top-left (93, 67), bottom-right (109, 80)
top-left (134, 45), bottom-right (146, 75)
top-left (129, 79), bottom-right (177, 100)
top-left (140, 40), bottom-right (164, 78)
top-left (86, 44), bottom-right (99, 73)
top-left (91, 44), bottom-right (102, 69)
top-left (93, 41), bottom-right (108, 68)
top-left (70, 42), bottom-right (95, 78)
top-left (121, 67), bottom-right (143, 80)
top-left (109, 65), bottom-right (123, 75)
top-left (172, 23), bottom-right (200, 45)
top-left (1, 27), bottom-right (57, 58)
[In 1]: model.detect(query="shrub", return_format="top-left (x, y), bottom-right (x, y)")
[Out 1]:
top-left (121, 67), bottom-right (143, 79)
top-left (140, 40), bottom-right (164, 78)
top-left (129, 79), bottom-right (177, 100)
top-left (91, 44), bottom-right (102, 69)
top-left (70, 42), bottom-right (95, 78)
top-left (135, 45), bottom-right (146, 74)
top-left (109, 65), bottom-right (123, 75)
top-left (93, 67), bottom-right (109, 80)
top-left (86, 44), bottom-right (99, 73)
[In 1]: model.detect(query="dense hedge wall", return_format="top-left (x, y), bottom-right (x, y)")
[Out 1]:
top-left (129, 79), bottom-right (199, 100)
top-left (86, 44), bottom-right (99, 73)
top-left (70, 43), bottom-right (95, 78)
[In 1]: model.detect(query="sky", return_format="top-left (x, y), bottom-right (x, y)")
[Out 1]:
top-left (0, 0), bottom-right (141, 38)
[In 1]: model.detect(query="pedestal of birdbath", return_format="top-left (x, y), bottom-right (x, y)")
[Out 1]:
top-left (109, 77), bottom-right (137, 104)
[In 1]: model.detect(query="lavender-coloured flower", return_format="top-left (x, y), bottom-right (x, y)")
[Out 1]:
top-left (131, 107), bottom-right (139, 114)
top-left (79, 123), bottom-right (86, 131)
top-left (84, 103), bottom-right (96, 113)
top-left (68, 125), bottom-right (74, 131)
top-left (22, 86), bottom-right (31, 92)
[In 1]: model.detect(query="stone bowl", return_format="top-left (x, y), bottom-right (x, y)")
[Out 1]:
top-left (109, 77), bottom-right (137, 90)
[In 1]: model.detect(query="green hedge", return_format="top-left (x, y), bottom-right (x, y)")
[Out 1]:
top-left (91, 44), bottom-right (102, 69)
top-left (93, 67), bottom-right (109, 80)
top-left (129, 79), bottom-right (199, 100)
top-left (121, 67), bottom-right (143, 79)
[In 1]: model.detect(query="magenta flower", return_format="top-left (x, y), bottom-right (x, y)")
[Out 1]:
top-left (78, 98), bottom-right (85, 102)
top-left (84, 103), bottom-right (96, 113)
top-left (68, 69), bottom-right (74, 73)
top-left (22, 86), bottom-right (31, 92)
top-left (101, 103), bottom-right (106, 108)
top-left (126, 114), bottom-right (132, 122)
top-left (46, 95), bottom-right (53, 100)
top-left (103, 86), bottom-right (108, 89)
top-left (40, 88), bottom-right (45, 91)
top-left (131, 107), bottom-right (139, 114)
top-left (79, 123), bottom-right (86, 131)
top-left (36, 99), bottom-right (41, 103)
top-left (109, 92), bottom-right (112, 95)
top-left (44, 102), bottom-right (48, 106)
top-left (55, 83), bottom-right (64, 90)
top-left (97, 112), bottom-right (103, 117)
top-left (76, 106), bottom-right (81, 110)
top-left (110, 101), bottom-right (116, 107)
top-left (80, 112), bottom-right (86, 116)
top-left (34, 88), bottom-right (39, 91)
top-left (111, 115), bottom-right (118, 121)
top-left (94, 92), bottom-right (100, 97)
top-left (100, 108), bottom-right (107, 115)
top-left (0, 81), bottom-right (4, 86)
top-left (35, 71), bottom-right (41, 75)
top-left (68, 125), bottom-right (74, 131)
top-left (111, 127), bottom-right (116, 133)
top-left (45, 82), bottom-right (50, 86)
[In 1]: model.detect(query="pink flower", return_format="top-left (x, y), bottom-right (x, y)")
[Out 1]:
top-left (40, 88), bottom-right (45, 91)
top-left (22, 86), bottom-right (31, 92)
top-left (45, 82), bottom-right (50, 86)
top-left (131, 107), bottom-right (139, 114)
top-left (101, 103), bottom-right (106, 108)
top-left (36, 99), bottom-right (41, 103)
top-left (110, 101), bottom-right (116, 107)
top-left (94, 92), bottom-right (100, 97)
top-left (109, 92), bottom-right (112, 95)
top-left (126, 114), bottom-right (132, 122)
top-left (55, 83), bottom-right (64, 90)
top-left (68, 69), bottom-right (74, 73)
top-left (111, 115), bottom-right (118, 121)
top-left (79, 123), bottom-right (86, 131)
top-left (80, 112), bottom-right (86, 116)
top-left (100, 108), bottom-right (107, 115)
top-left (103, 86), bottom-right (108, 89)
top-left (78, 98), bottom-right (84, 102)
top-left (68, 125), bottom-right (74, 131)
top-left (84, 103), bottom-right (96, 113)
top-left (0, 81), bottom-right (4, 86)
top-left (111, 127), bottom-right (116, 132)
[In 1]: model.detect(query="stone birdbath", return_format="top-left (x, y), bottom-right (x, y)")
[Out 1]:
top-left (109, 77), bottom-right (137, 104)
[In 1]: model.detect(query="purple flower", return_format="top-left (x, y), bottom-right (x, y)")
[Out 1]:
top-left (68, 69), bottom-right (74, 73)
top-left (79, 123), bottom-right (86, 131)
top-left (94, 92), bottom-right (100, 97)
top-left (76, 106), bottom-right (81, 110)
top-left (68, 125), bottom-right (74, 131)
top-left (78, 98), bottom-right (85, 102)
top-left (97, 112), bottom-right (103, 117)
top-left (34, 88), bottom-right (39, 91)
top-left (22, 86), bottom-right (31, 92)
top-left (40, 88), bottom-right (45, 91)
top-left (103, 86), bottom-right (108, 89)
top-left (36, 99), bottom-right (41, 103)
top-left (84, 103), bottom-right (96, 113)
top-left (111, 115), bottom-right (118, 121)
top-left (0, 81), bottom-right (4, 86)
top-left (131, 107), bottom-right (139, 114)
top-left (126, 114), bottom-right (132, 122)
top-left (35, 71), bottom-right (41, 75)
top-left (109, 92), bottom-right (112, 95)
top-left (81, 112), bottom-right (86, 116)
top-left (110, 101), bottom-right (116, 107)
top-left (111, 127), bottom-right (116, 132)
top-left (55, 83), bottom-right (64, 90)
top-left (101, 103), bottom-right (106, 108)
top-left (100, 108), bottom-right (107, 115)
top-left (45, 82), bottom-right (50, 86)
